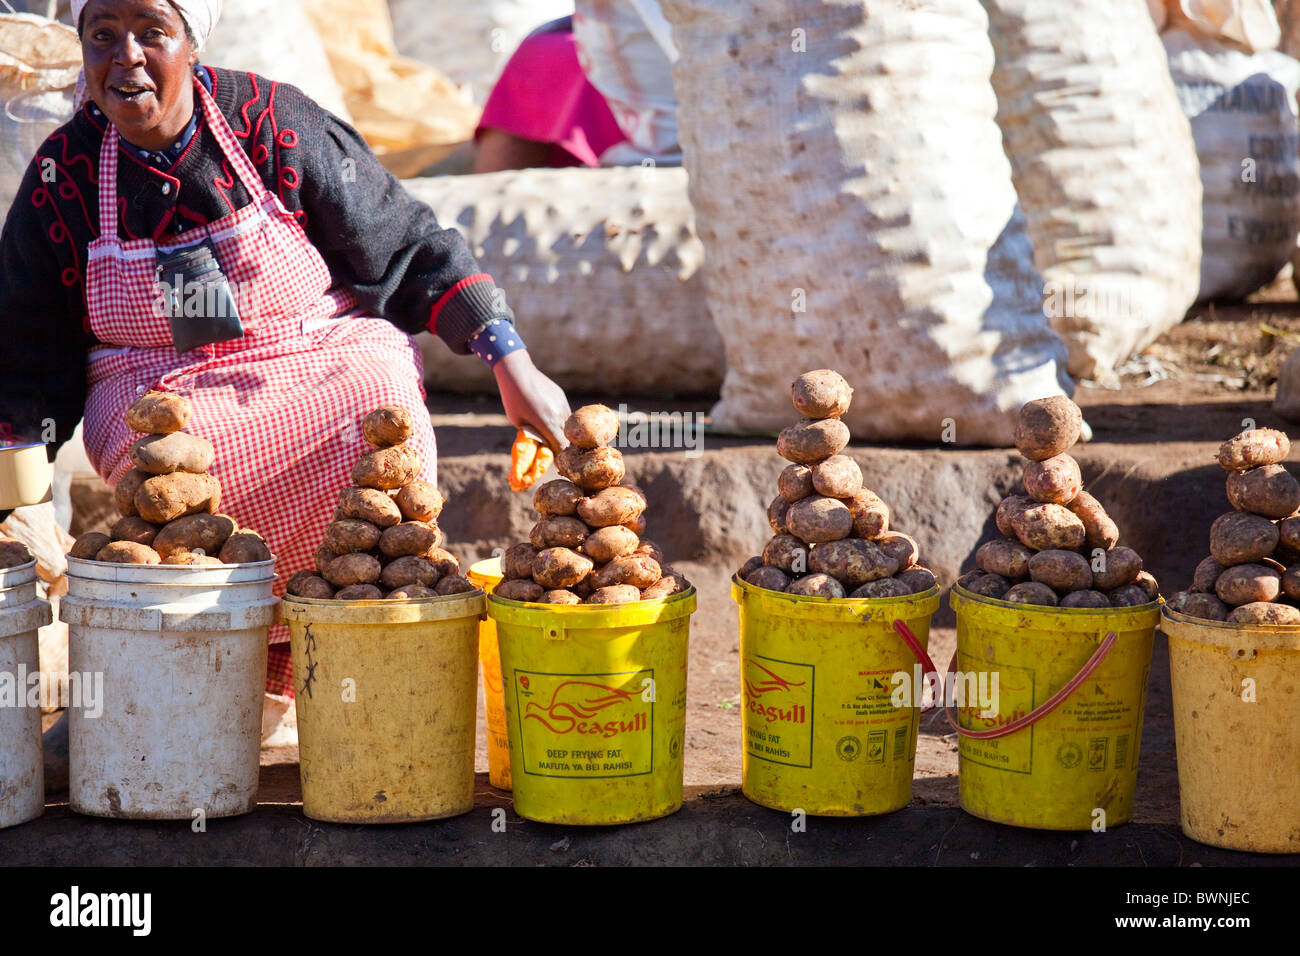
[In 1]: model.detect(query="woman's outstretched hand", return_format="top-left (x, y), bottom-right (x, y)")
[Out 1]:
top-left (493, 350), bottom-right (572, 452)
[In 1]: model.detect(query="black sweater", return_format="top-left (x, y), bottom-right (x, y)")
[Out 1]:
top-left (0, 66), bottom-right (508, 458)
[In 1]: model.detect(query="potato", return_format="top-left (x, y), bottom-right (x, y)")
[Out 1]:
top-left (1228, 602), bottom-right (1300, 625)
top-left (339, 487), bottom-right (402, 528)
top-left (0, 540), bottom-right (31, 570)
top-left (125, 391), bottom-right (192, 435)
top-left (320, 553), bottom-right (381, 588)
top-left (592, 554), bottom-right (661, 590)
top-left (1091, 546), bottom-right (1142, 591)
top-left (623, 514), bottom-right (648, 537)
top-left (362, 406), bottom-right (415, 448)
top-left (381, 556), bottom-right (441, 590)
top-left (555, 445), bottom-right (625, 491)
top-left (114, 468), bottom-right (150, 517)
top-left (778, 573), bottom-right (842, 599)
top-left (976, 539), bottom-right (1033, 579)
top-left (1279, 516), bottom-right (1300, 555)
top-left (110, 515), bottom-right (161, 547)
top-left (1010, 502), bottom-right (1087, 552)
top-left (897, 567), bottom-right (937, 594)
top-left (584, 526), bottom-right (640, 564)
top-left (564, 404), bottom-right (620, 449)
top-left (161, 552), bottom-right (224, 567)
top-left (435, 575), bottom-right (477, 596)
top-left (845, 489), bottom-right (890, 540)
top-left (572, 574), bottom-right (596, 599)
top-left (394, 482), bottom-right (444, 523)
top-left (1022, 454), bottom-right (1082, 505)
top-left (1015, 396), bottom-right (1082, 461)
top-left (1217, 428), bottom-right (1290, 472)
top-left (315, 546), bottom-right (341, 574)
top-left (426, 548), bottom-right (461, 578)
top-left (778, 465), bottom-right (815, 503)
top-left (1064, 491), bottom-right (1120, 551)
top-left (767, 495), bottom-right (792, 535)
top-left (1192, 556), bottom-right (1224, 593)
top-left (352, 442), bottom-right (420, 490)
top-left (811, 455), bottom-right (863, 499)
top-left (763, 534), bottom-right (809, 574)
top-left (1214, 563), bottom-right (1281, 606)
top-left (495, 578), bottom-right (544, 602)
top-left (786, 496), bottom-right (853, 544)
top-left (1209, 511), bottom-right (1279, 566)
top-left (809, 538), bottom-right (898, 586)
top-left (336, 584), bottom-right (384, 601)
top-left (1060, 590), bottom-right (1110, 609)
top-left (1028, 549), bottom-right (1093, 592)
top-left (324, 518), bottom-right (382, 555)
top-left (70, 533), bottom-right (111, 560)
top-left (219, 531), bottom-right (272, 564)
top-left (1004, 582), bottom-right (1059, 606)
top-left (791, 369), bottom-right (852, 419)
top-left (388, 585), bottom-right (438, 600)
top-left (1108, 585), bottom-right (1151, 608)
top-left (542, 589), bottom-right (583, 605)
top-left (287, 571), bottom-right (336, 599)
top-left (129, 431), bottom-right (215, 476)
top-left (533, 548), bottom-right (595, 590)
top-left (533, 479), bottom-right (584, 517)
top-left (876, 532), bottom-right (919, 571)
top-left (530, 516), bottom-right (588, 550)
top-left (502, 543), bottom-right (539, 580)
top-left (96, 541), bottom-right (161, 564)
top-left (379, 521), bottom-right (442, 559)
top-left (739, 555), bottom-right (764, 579)
top-left (641, 571), bottom-right (689, 601)
top-left (1225, 464), bottom-right (1300, 518)
top-left (634, 540), bottom-right (666, 565)
top-left (152, 513), bottom-right (237, 559)
top-left (850, 577), bottom-right (911, 600)
top-left (135, 472), bottom-right (221, 524)
top-left (777, 418), bottom-right (850, 465)
top-left (996, 495), bottom-right (1031, 539)
top-left (1167, 590), bottom-right (1230, 621)
top-left (744, 565), bottom-right (791, 592)
top-left (964, 572), bottom-right (1012, 599)
top-left (586, 585), bottom-right (642, 604)
top-left (1132, 571), bottom-right (1160, 601)
top-left (1283, 565), bottom-right (1300, 600)
top-left (578, 486), bottom-right (647, 528)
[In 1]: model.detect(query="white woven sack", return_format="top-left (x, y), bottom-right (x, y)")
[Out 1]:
top-left (1164, 27), bottom-right (1300, 301)
top-left (202, 0), bottom-right (354, 122)
top-left (388, 0), bottom-right (575, 105)
top-left (660, 0), bottom-right (1070, 446)
top-left (985, 0), bottom-right (1203, 381)
top-left (404, 165), bottom-right (722, 396)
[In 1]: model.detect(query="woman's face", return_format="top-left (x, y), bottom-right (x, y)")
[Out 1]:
top-left (81, 0), bottom-right (196, 150)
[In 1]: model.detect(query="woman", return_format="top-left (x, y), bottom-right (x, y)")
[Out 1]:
top-left (0, 0), bottom-right (571, 697)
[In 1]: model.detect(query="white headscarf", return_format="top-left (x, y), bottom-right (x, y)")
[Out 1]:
top-left (72, 0), bottom-right (224, 107)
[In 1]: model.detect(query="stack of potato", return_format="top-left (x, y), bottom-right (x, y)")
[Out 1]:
top-left (0, 538), bottom-right (34, 569)
top-left (287, 406), bottom-right (474, 601)
top-left (68, 393), bottom-right (272, 566)
top-left (960, 396), bottom-right (1158, 607)
top-left (1169, 428), bottom-right (1300, 625)
top-left (737, 370), bottom-right (937, 599)
top-left (496, 404), bottom-right (690, 605)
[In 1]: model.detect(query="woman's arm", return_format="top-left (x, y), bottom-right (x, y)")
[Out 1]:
top-left (0, 160), bottom-right (93, 462)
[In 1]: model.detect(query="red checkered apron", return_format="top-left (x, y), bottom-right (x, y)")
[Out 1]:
top-left (81, 79), bottom-right (438, 697)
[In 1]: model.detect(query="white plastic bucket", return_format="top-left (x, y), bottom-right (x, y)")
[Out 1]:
top-left (61, 556), bottom-right (278, 820)
top-left (0, 560), bottom-right (51, 829)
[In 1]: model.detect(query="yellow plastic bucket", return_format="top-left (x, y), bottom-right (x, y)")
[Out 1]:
top-left (1162, 607), bottom-right (1300, 853)
top-left (732, 576), bottom-right (941, 816)
top-left (487, 588), bottom-right (696, 825)
top-left (282, 590), bottom-right (484, 823)
top-left (467, 558), bottom-right (510, 790)
top-left (949, 586), bottom-right (1160, 831)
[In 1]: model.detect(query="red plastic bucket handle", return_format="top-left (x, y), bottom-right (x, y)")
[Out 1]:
top-left (892, 620), bottom-right (1118, 738)
top-left (890, 618), bottom-right (943, 714)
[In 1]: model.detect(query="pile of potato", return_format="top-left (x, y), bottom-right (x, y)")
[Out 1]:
top-left (0, 538), bottom-right (34, 569)
top-left (69, 393), bottom-right (272, 566)
top-left (959, 396), bottom-right (1158, 608)
top-left (496, 404), bottom-right (690, 605)
top-left (737, 370), bottom-right (937, 599)
top-left (1168, 428), bottom-right (1300, 625)
top-left (286, 406), bottom-right (475, 601)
